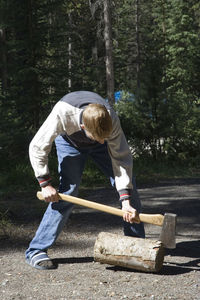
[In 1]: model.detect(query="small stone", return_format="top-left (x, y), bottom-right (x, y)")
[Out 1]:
top-left (1, 279), bottom-right (9, 286)
top-left (135, 293), bottom-right (142, 298)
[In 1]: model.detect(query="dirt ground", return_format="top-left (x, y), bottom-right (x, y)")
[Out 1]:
top-left (0, 179), bottom-right (200, 300)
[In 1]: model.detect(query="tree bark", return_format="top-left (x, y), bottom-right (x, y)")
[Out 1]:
top-left (94, 232), bottom-right (165, 272)
top-left (68, 13), bottom-right (72, 91)
top-left (0, 29), bottom-right (8, 92)
top-left (103, 0), bottom-right (115, 106)
top-left (135, 0), bottom-right (140, 91)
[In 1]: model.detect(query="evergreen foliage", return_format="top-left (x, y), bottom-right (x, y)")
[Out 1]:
top-left (0, 0), bottom-right (199, 170)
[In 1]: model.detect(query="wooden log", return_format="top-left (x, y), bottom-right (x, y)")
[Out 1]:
top-left (94, 232), bottom-right (165, 273)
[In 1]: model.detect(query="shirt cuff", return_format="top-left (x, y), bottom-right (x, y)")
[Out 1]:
top-left (37, 175), bottom-right (51, 187)
top-left (119, 189), bottom-right (132, 202)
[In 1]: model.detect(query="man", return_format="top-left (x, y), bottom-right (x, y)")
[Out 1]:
top-left (26, 91), bottom-right (145, 270)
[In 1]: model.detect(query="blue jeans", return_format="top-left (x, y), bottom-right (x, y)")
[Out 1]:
top-left (25, 136), bottom-right (145, 259)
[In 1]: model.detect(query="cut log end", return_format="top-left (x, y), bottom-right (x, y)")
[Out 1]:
top-left (94, 232), bottom-right (165, 273)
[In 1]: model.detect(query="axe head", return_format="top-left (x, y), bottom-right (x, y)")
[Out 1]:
top-left (159, 213), bottom-right (177, 249)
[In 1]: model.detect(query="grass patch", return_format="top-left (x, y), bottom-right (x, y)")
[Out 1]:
top-left (133, 157), bottom-right (200, 184)
top-left (0, 209), bottom-right (12, 238)
top-left (81, 158), bottom-right (110, 188)
top-left (0, 155), bottom-right (200, 232)
top-left (1, 156), bottom-right (200, 194)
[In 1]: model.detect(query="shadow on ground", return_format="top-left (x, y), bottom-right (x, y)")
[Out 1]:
top-left (48, 239), bottom-right (200, 276)
top-left (1, 181), bottom-right (199, 262)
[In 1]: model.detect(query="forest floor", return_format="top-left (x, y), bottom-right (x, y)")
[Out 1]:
top-left (0, 179), bottom-right (200, 300)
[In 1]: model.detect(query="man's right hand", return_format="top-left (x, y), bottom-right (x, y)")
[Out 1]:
top-left (41, 185), bottom-right (59, 202)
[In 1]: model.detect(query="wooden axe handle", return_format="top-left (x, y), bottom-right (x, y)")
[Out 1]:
top-left (37, 192), bottom-right (164, 226)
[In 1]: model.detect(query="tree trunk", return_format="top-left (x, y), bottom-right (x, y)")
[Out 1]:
top-left (68, 37), bottom-right (72, 91)
top-left (0, 29), bottom-right (8, 92)
top-left (94, 232), bottom-right (165, 272)
top-left (68, 13), bottom-right (72, 91)
top-left (161, 0), bottom-right (167, 97)
top-left (103, 0), bottom-right (114, 106)
top-left (135, 0), bottom-right (140, 92)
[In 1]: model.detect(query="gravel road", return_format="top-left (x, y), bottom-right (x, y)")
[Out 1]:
top-left (0, 179), bottom-right (200, 300)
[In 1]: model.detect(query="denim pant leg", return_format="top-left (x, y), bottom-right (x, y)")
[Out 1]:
top-left (123, 177), bottom-right (145, 238)
top-left (90, 143), bottom-right (145, 238)
top-left (25, 136), bottom-right (87, 259)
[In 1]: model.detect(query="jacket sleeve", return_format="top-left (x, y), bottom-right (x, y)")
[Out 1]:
top-left (29, 102), bottom-right (65, 186)
top-left (107, 109), bottom-right (133, 200)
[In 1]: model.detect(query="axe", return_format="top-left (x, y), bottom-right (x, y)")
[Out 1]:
top-left (37, 192), bottom-right (177, 249)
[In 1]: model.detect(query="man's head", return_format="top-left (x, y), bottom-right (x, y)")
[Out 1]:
top-left (81, 103), bottom-right (112, 144)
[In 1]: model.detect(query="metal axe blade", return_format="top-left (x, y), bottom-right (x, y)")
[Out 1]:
top-left (159, 213), bottom-right (177, 249)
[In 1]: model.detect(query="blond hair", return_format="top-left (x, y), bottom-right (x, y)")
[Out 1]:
top-left (82, 104), bottom-right (112, 139)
